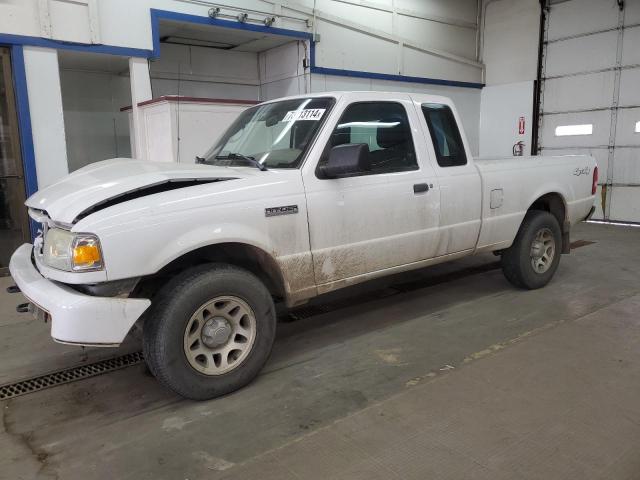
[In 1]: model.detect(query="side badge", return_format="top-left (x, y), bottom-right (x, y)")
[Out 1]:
top-left (265, 205), bottom-right (299, 217)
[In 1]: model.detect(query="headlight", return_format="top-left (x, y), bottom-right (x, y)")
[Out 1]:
top-left (43, 229), bottom-right (104, 272)
top-left (43, 229), bottom-right (74, 270)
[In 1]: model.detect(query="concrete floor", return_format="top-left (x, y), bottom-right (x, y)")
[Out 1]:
top-left (0, 222), bottom-right (639, 479)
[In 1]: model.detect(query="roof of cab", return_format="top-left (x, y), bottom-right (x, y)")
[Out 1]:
top-left (257, 90), bottom-right (454, 107)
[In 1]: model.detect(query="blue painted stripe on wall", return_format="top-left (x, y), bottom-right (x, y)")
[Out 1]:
top-left (9, 45), bottom-right (39, 238)
top-left (9, 46), bottom-right (37, 197)
top-left (0, 32), bottom-right (151, 58)
top-left (310, 41), bottom-right (316, 69)
top-left (310, 66), bottom-right (484, 89)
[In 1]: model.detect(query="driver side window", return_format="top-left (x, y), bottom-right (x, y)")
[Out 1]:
top-left (319, 102), bottom-right (418, 175)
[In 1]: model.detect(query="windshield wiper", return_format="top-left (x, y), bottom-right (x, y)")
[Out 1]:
top-left (215, 153), bottom-right (268, 171)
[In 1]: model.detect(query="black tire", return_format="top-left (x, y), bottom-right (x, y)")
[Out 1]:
top-left (501, 210), bottom-right (562, 290)
top-left (143, 263), bottom-right (276, 400)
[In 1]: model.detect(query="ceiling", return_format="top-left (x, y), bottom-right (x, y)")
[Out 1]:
top-left (158, 19), bottom-right (298, 53)
top-left (58, 50), bottom-right (130, 74)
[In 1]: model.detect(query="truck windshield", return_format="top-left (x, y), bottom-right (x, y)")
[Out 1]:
top-left (202, 97), bottom-right (335, 169)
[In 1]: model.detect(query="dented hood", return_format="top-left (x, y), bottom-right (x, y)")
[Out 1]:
top-left (26, 158), bottom-right (258, 224)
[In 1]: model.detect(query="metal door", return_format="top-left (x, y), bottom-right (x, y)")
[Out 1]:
top-left (537, 0), bottom-right (640, 222)
top-left (0, 47), bottom-right (29, 274)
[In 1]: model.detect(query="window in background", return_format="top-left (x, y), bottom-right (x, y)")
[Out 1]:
top-left (555, 124), bottom-right (593, 136)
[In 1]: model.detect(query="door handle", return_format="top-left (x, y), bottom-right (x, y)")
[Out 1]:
top-left (413, 183), bottom-right (429, 194)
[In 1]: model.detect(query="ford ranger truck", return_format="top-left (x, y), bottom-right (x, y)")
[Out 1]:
top-left (9, 91), bottom-right (597, 400)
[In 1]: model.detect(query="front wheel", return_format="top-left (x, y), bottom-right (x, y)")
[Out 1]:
top-left (143, 264), bottom-right (276, 400)
top-left (501, 210), bottom-right (562, 290)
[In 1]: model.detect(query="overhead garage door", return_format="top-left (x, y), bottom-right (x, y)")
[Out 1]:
top-left (538, 0), bottom-right (640, 222)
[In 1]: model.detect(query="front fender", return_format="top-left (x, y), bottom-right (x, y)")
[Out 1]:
top-left (154, 223), bottom-right (276, 272)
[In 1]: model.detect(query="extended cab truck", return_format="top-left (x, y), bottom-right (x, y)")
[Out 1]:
top-left (9, 92), bottom-right (597, 400)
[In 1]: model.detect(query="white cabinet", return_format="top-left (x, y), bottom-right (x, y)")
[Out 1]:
top-left (125, 96), bottom-right (256, 163)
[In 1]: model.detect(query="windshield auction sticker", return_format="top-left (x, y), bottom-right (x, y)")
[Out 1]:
top-left (283, 108), bottom-right (326, 122)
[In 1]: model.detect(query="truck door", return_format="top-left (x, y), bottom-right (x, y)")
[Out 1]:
top-left (303, 98), bottom-right (441, 287)
top-left (418, 102), bottom-right (481, 255)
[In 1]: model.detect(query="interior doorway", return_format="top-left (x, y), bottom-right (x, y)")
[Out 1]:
top-left (0, 47), bottom-right (29, 275)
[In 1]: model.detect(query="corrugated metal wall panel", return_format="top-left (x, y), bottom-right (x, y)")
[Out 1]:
top-left (538, 0), bottom-right (640, 223)
top-left (546, 0), bottom-right (619, 40)
top-left (542, 72), bottom-right (615, 112)
top-left (544, 31), bottom-right (618, 77)
top-left (618, 68), bottom-right (640, 106)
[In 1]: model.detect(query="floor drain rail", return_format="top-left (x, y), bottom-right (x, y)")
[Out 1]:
top-left (0, 351), bottom-right (144, 400)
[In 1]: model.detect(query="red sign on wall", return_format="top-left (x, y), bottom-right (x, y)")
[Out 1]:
top-left (518, 116), bottom-right (525, 135)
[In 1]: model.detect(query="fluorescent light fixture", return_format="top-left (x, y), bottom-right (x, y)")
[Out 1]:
top-left (635, 121), bottom-right (640, 133)
top-left (555, 124), bottom-right (593, 136)
top-left (161, 36), bottom-right (233, 49)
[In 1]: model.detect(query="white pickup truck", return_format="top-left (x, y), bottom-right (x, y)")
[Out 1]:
top-left (9, 91), bottom-right (597, 399)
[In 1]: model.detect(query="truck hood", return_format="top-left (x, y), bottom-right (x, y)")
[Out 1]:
top-left (26, 158), bottom-right (262, 224)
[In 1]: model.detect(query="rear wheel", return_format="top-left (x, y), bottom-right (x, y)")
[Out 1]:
top-left (501, 211), bottom-right (562, 289)
top-left (143, 263), bottom-right (276, 400)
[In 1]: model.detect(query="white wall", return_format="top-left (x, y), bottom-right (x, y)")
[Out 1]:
top-left (23, 47), bottom-right (69, 188)
top-left (482, 0), bottom-right (540, 85)
top-left (0, 0), bottom-right (99, 43)
top-left (309, 0), bottom-right (482, 83)
top-left (0, 0), bottom-right (43, 38)
top-left (479, 0), bottom-right (540, 157)
top-left (1, 0), bottom-right (483, 84)
top-left (479, 81), bottom-right (534, 157)
top-left (149, 40), bottom-right (308, 101)
top-left (259, 41), bottom-right (308, 100)
top-left (150, 43), bottom-right (260, 100)
top-left (60, 70), bottom-right (132, 171)
top-left (1, 0), bottom-right (489, 188)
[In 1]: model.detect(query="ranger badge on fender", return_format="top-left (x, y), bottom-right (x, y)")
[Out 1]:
top-left (265, 205), bottom-right (299, 217)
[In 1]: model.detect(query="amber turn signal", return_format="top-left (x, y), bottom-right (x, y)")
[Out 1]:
top-left (73, 244), bottom-right (101, 267)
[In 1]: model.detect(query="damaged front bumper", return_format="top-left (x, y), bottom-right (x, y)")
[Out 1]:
top-left (9, 244), bottom-right (151, 347)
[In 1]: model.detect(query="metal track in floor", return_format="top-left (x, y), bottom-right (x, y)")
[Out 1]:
top-left (0, 351), bottom-right (144, 400)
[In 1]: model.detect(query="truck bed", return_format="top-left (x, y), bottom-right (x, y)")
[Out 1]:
top-left (473, 154), bottom-right (596, 252)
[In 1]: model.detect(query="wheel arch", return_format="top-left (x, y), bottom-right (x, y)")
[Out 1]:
top-left (526, 192), bottom-right (569, 253)
top-left (134, 242), bottom-right (288, 303)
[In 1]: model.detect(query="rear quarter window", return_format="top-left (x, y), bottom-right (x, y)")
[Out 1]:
top-left (421, 103), bottom-right (467, 167)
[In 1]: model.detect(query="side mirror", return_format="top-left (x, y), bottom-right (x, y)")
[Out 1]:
top-left (319, 143), bottom-right (370, 178)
